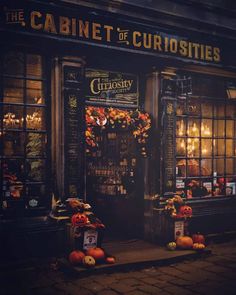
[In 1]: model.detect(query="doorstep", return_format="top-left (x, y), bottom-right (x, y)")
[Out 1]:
top-left (59, 238), bottom-right (211, 277)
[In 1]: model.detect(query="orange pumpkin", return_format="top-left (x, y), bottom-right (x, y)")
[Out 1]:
top-left (176, 236), bottom-right (193, 249)
top-left (106, 256), bottom-right (116, 264)
top-left (192, 233), bottom-right (205, 244)
top-left (86, 247), bottom-right (105, 262)
top-left (179, 205), bottom-right (192, 218)
top-left (69, 250), bottom-right (85, 265)
top-left (71, 213), bottom-right (88, 227)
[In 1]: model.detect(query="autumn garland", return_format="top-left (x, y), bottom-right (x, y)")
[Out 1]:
top-left (85, 106), bottom-right (151, 157)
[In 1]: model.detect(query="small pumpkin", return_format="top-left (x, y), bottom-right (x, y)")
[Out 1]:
top-left (176, 236), bottom-right (193, 249)
top-left (166, 242), bottom-right (177, 251)
top-left (86, 247), bottom-right (105, 262)
top-left (71, 213), bottom-right (88, 227)
top-left (179, 205), bottom-right (192, 218)
top-left (83, 255), bottom-right (96, 267)
top-left (69, 250), bottom-right (85, 265)
top-left (193, 243), bottom-right (205, 250)
top-left (192, 233), bottom-right (205, 244)
top-left (105, 256), bottom-right (116, 264)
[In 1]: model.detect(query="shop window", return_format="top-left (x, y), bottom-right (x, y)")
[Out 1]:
top-left (176, 94), bottom-right (236, 198)
top-left (1, 50), bottom-right (49, 213)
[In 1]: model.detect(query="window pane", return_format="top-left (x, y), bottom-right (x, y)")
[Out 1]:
top-left (201, 102), bottom-right (213, 117)
top-left (188, 99), bottom-right (200, 116)
top-left (26, 54), bottom-right (43, 78)
top-left (26, 133), bottom-right (46, 157)
top-left (214, 139), bottom-right (225, 156)
top-left (214, 120), bottom-right (225, 137)
top-left (226, 158), bottom-right (234, 175)
top-left (201, 159), bottom-right (212, 176)
top-left (187, 137), bottom-right (199, 157)
top-left (213, 159), bottom-right (224, 176)
top-left (3, 105), bottom-right (23, 129)
top-left (176, 101), bottom-right (186, 116)
top-left (187, 119), bottom-right (200, 136)
top-left (226, 120), bottom-right (234, 138)
top-left (3, 132), bottom-right (25, 156)
top-left (226, 139), bottom-right (233, 156)
top-left (26, 184), bottom-right (46, 208)
top-left (201, 119), bottom-right (212, 137)
top-left (187, 159), bottom-right (200, 176)
top-left (3, 159), bottom-right (24, 190)
top-left (176, 118), bottom-right (186, 136)
top-left (202, 139), bottom-right (212, 156)
top-left (26, 107), bottom-right (45, 130)
top-left (176, 159), bottom-right (186, 177)
top-left (3, 51), bottom-right (24, 75)
top-left (176, 138), bottom-right (186, 156)
top-left (226, 104), bottom-right (235, 118)
top-left (214, 104), bottom-right (225, 117)
top-left (26, 80), bottom-right (44, 104)
top-left (26, 159), bottom-right (46, 182)
top-left (3, 78), bottom-right (24, 103)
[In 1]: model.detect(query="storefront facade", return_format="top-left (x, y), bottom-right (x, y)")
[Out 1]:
top-left (0, 0), bottom-right (236, 256)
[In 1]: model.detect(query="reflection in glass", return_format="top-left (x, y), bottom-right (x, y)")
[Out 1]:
top-left (26, 184), bottom-right (45, 208)
top-left (214, 120), bottom-right (225, 137)
top-left (176, 101), bottom-right (185, 116)
top-left (3, 78), bottom-right (24, 103)
top-left (188, 100), bottom-right (200, 115)
top-left (26, 80), bottom-right (44, 104)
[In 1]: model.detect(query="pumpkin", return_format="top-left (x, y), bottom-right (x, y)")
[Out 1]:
top-left (167, 242), bottom-right (177, 251)
top-left (176, 236), bottom-right (193, 249)
top-left (179, 205), bottom-right (192, 218)
top-left (71, 213), bottom-right (88, 227)
top-left (83, 255), bottom-right (96, 267)
top-left (192, 233), bottom-right (205, 244)
top-left (86, 247), bottom-right (105, 262)
top-left (69, 250), bottom-right (85, 265)
top-left (193, 243), bottom-right (205, 250)
top-left (105, 256), bottom-right (116, 264)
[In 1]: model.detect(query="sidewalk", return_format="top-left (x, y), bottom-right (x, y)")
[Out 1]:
top-left (60, 238), bottom-right (211, 276)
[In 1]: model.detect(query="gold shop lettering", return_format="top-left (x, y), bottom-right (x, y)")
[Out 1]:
top-left (90, 78), bottom-right (133, 95)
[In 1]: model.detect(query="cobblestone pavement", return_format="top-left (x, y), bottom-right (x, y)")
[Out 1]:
top-left (1, 239), bottom-right (236, 295)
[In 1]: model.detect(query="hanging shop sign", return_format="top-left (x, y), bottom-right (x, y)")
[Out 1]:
top-left (85, 69), bottom-right (138, 108)
top-left (0, 0), bottom-right (223, 65)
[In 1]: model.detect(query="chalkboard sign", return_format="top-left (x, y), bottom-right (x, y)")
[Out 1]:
top-left (64, 65), bottom-right (83, 197)
top-left (85, 69), bottom-right (138, 108)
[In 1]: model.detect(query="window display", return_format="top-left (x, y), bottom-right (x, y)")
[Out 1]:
top-left (176, 96), bottom-right (236, 198)
top-left (0, 50), bottom-right (48, 212)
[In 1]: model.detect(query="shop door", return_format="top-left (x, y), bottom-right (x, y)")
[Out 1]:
top-left (86, 129), bottom-right (144, 239)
